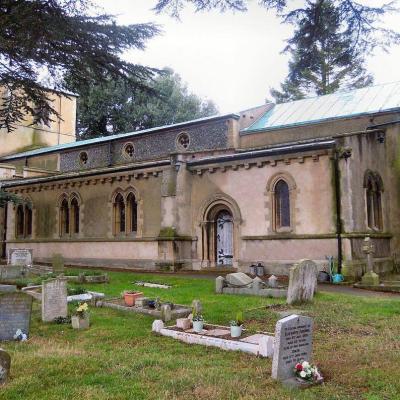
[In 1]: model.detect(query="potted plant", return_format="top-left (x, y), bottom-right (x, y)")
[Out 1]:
top-left (71, 302), bottom-right (89, 330)
top-left (192, 309), bottom-right (204, 333)
top-left (230, 311), bottom-right (244, 338)
top-left (123, 291), bottom-right (144, 306)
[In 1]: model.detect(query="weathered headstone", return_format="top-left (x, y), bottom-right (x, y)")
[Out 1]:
top-left (361, 237), bottom-right (379, 286)
top-left (215, 276), bottom-right (225, 293)
top-left (0, 292), bottom-right (33, 340)
top-left (268, 275), bottom-right (278, 288)
top-left (287, 259), bottom-right (318, 304)
top-left (0, 265), bottom-right (25, 280)
top-left (252, 276), bottom-right (263, 294)
top-left (52, 253), bottom-right (65, 275)
top-left (0, 284), bottom-right (17, 293)
top-left (42, 278), bottom-right (68, 322)
top-left (225, 272), bottom-right (253, 287)
top-left (272, 314), bottom-right (313, 381)
top-left (191, 299), bottom-right (203, 314)
top-left (0, 349), bottom-right (11, 385)
top-left (8, 248), bottom-right (33, 266)
top-left (160, 304), bottom-right (172, 322)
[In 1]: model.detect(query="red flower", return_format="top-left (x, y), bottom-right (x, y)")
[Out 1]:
top-left (295, 363), bottom-right (303, 371)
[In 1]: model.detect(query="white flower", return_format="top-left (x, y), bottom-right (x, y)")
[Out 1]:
top-left (300, 371), bottom-right (307, 378)
top-left (302, 361), bottom-right (310, 368)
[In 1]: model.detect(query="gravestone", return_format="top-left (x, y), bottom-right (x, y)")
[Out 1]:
top-left (268, 275), bottom-right (278, 288)
top-left (52, 253), bottom-right (65, 275)
top-left (160, 304), bottom-right (172, 322)
top-left (0, 265), bottom-right (25, 280)
top-left (8, 248), bottom-right (33, 266)
top-left (42, 278), bottom-right (68, 322)
top-left (361, 237), bottom-right (379, 286)
top-left (215, 276), bottom-right (225, 293)
top-left (0, 349), bottom-right (11, 385)
top-left (191, 299), bottom-right (203, 314)
top-left (272, 314), bottom-right (313, 381)
top-left (287, 259), bottom-right (318, 304)
top-left (225, 272), bottom-right (253, 287)
top-left (0, 292), bottom-right (33, 340)
top-left (0, 284), bottom-right (17, 293)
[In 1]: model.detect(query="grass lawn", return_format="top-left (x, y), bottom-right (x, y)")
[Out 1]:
top-left (1, 270), bottom-right (400, 400)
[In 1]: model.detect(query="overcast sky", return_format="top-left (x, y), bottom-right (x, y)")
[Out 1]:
top-left (94, 0), bottom-right (400, 114)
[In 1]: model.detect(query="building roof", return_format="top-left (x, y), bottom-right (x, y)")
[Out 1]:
top-left (0, 113), bottom-right (239, 161)
top-left (243, 81), bottom-right (400, 133)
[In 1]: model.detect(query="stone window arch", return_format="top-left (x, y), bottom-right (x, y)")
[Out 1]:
top-left (60, 197), bottom-right (70, 236)
top-left (58, 192), bottom-right (82, 237)
top-left (15, 199), bottom-right (34, 239)
top-left (113, 192), bottom-right (125, 235)
top-left (266, 172), bottom-right (296, 233)
top-left (111, 188), bottom-right (141, 237)
top-left (364, 170), bottom-right (383, 231)
top-left (70, 194), bottom-right (81, 235)
top-left (126, 192), bottom-right (138, 234)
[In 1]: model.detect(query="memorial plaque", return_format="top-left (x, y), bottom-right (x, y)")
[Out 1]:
top-left (0, 292), bottom-right (33, 341)
top-left (42, 278), bottom-right (68, 322)
top-left (272, 314), bottom-right (313, 381)
top-left (8, 248), bottom-right (33, 266)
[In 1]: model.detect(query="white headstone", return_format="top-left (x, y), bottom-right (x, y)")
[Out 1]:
top-left (215, 276), bottom-right (225, 293)
top-left (42, 278), bottom-right (68, 322)
top-left (8, 249), bottom-right (32, 266)
top-left (225, 272), bottom-right (253, 286)
top-left (287, 259), bottom-right (318, 305)
top-left (272, 314), bottom-right (313, 381)
top-left (268, 275), bottom-right (278, 288)
top-left (152, 320), bottom-right (165, 333)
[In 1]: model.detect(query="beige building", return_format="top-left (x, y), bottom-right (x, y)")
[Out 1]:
top-left (1, 82), bottom-right (399, 280)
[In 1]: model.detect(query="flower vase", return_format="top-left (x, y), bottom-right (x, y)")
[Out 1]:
top-left (192, 320), bottom-right (204, 333)
top-left (71, 314), bottom-right (90, 330)
top-left (230, 325), bottom-right (242, 338)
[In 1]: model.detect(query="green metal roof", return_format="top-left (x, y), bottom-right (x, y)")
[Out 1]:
top-left (1, 113), bottom-right (238, 161)
top-left (243, 81), bottom-right (400, 133)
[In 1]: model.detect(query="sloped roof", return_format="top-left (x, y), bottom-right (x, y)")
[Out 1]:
top-left (243, 81), bottom-right (400, 133)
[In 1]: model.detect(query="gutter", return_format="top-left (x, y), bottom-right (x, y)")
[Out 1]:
top-left (366, 119), bottom-right (400, 130)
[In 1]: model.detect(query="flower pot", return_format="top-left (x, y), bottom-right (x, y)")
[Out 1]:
top-left (192, 320), bottom-right (204, 333)
top-left (230, 325), bottom-right (243, 338)
top-left (124, 292), bottom-right (143, 306)
top-left (71, 314), bottom-right (90, 330)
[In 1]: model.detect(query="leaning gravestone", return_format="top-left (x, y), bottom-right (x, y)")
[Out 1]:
top-left (42, 278), bottom-right (68, 322)
top-left (0, 348), bottom-right (11, 385)
top-left (8, 248), bottom-right (33, 266)
top-left (272, 314), bottom-right (313, 381)
top-left (287, 259), bottom-right (318, 305)
top-left (225, 272), bottom-right (253, 287)
top-left (0, 292), bottom-right (33, 341)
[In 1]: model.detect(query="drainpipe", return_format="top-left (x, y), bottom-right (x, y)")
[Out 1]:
top-left (333, 146), bottom-right (343, 274)
top-left (0, 182), bottom-right (7, 260)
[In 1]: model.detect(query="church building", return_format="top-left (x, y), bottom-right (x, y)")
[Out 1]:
top-left (1, 82), bottom-right (399, 280)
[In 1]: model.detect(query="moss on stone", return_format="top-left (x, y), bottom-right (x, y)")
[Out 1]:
top-left (158, 227), bottom-right (179, 239)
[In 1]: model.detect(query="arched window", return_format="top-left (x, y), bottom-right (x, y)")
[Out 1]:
top-left (60, 198), bottom-right (70, 235)
top-left (70, 197), bottom-right (80, 234)
top-left (114, 193), bottom-right (125, 234)
top-left (16, 205), bottom-right (24, 238)
top-left (274, 179), bottom-right (291, 230)
top-left (126, 192), bottom-right (137, 233)
top-left (25, 205), bottom-right (33, 237)
top-left (364, 171), bottom-right (383, 231)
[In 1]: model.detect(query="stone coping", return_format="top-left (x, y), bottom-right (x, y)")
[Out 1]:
top-left (152, 321), bottom-right (274, 358)
top-left (97, 298), bottom-right (191, 319)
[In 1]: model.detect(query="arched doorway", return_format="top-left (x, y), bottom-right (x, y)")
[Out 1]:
top-left (215, 210), bottom-right (234, 265)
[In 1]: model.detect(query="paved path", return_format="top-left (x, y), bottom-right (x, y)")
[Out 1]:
top-left (318, 283), bottom-right (400, 298)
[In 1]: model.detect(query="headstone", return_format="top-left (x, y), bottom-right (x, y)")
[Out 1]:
top-left (361, 237), bottom-right (379, 285)
top-left (191, 299), bottom-right (203, 314)
top-left (252, 276), bottom-right (263, 293)
top-left (0, 284), bottom-right (17, 293)
top-left (287, 259), bottom-right (318, 305)
top-left (268, 275), bottom-right (278, 288)
top-left (52, 253), bottom-right (65, 274)
top-left (0, 265), bottom-right (25, 280)
top-left (225, 272), bottom-right (253, 287)
top-left (41, 278), bottom-right (68, 322)
top-left (272, 314), bottom-right (313, 381)
top-left (215, 276), bottom-right (225, 293)
top-left (0, 349), bottom-right (11, 385)
top-left (160, 304), bottom-right (172, 322)
top-left (8, 248), bottom-right (33, 266)
top-left (0, 292), bottom-right (33, 340)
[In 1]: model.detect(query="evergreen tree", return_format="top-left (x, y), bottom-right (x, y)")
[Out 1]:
top-left (271, 0), bottom-right (374, 102)
top-left (0, 0), bottom-right (160, 131)
top-left (65, 68), bottom-right (218, 140)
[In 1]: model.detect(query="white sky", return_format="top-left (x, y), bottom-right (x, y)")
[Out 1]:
top-left (94, 0), bottom-right (400, 114)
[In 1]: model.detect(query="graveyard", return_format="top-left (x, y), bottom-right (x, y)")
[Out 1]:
top-left (0, 269), bottom-right (400, 400)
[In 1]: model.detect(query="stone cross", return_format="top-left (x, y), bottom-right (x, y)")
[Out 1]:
top-left (362, 237), bottom-right (375, 273)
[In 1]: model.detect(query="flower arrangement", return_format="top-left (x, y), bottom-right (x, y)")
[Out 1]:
top-left (192, 309), bottom-right (204, 322)
top-left (294, 361), bottom-right (323, 383)
top-left (229, 311), bottom-right (244, 327)
top-left (75, 302), bottom-right (89, 318)
top-left (13, 329), bottom-right (27, 341)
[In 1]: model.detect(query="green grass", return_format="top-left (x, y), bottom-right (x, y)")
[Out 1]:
top-left (1, 270), bottom-right (400, 400)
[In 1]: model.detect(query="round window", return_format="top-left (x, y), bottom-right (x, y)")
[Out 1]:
top-left (122, 142), bottom-right (135, 159)
top-left (79, 151), bottom-right (88, 165)
top-left (176, 132), bottom-right (190, 151)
